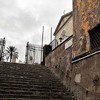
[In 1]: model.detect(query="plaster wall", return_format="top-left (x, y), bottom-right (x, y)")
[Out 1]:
top-left (55, 17), bottom-right (73, 45)
top-left (72, 0), bottom-right (100, 58)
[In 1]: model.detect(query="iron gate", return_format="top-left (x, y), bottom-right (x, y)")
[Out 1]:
top-left (25, 42), bottom-right (43, 64)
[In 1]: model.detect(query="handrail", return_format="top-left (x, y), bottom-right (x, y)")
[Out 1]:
top-left (72, 50), bottom-right (100, 63)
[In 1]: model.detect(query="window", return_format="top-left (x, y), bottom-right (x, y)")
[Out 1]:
top-left (89, 24), bottom-right (100, 51)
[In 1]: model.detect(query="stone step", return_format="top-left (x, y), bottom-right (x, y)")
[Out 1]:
top-left (0, 80), bottom-right (60, 85)
top-left (0, 78), bottom-right (60, 84)
top-left (0, 94), bottom-right (74, 100)
top-left (0, 81), bottom-right (64, 87)
top-left (0, 94), bottom-right (51, 99)
top-left (0, 63), bottom-right (76, 100)
top-left (0, 84), bottom-right (67, 91)
top-left (0, 74), bottom-right (58, 80)
top-left (0, 71), bottom-right (58, 77)
top-left (0, 89), bottom-right (72, 96)
top-left (0, 87), bottom-right (71, 96)
top-left (0, 98), bottom-right (56, 100)
top-left (0, 64), bottom-right (48, 70)
top-left (0, 69), bottom-right (52, 73)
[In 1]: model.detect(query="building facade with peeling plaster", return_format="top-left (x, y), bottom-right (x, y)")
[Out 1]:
top-left (45, 0), bottom-right (100, 100)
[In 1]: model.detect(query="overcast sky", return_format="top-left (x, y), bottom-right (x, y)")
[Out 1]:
top-left (0, 0), bottom-right (72, 62)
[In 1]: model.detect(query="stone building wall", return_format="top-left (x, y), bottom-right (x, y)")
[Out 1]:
top-left (71, 53), bottom-right (100, 100)
top-left (45, 43), bottom-right (100, 100)
top-left (45, 1), bottom-right (100, 99)
top-left (45, 36), bottom-right (73, 88)
top-left (45, 38), bottom-right (100, 100)
top-left (71, 0), bottom-right (100, 99)
top-left (72, 0), bottom-right (100, 58)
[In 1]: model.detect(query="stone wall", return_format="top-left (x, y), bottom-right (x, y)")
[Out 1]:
top-left (45, 36), bottom-right (73, 88)
top-left (71, 53), bottom-right (100, 100)
top-left (45, 1), bottom-right (100, 99)
top-left (72, 0), bottom-right (100, 58)
top-left (71, 1), bottom-right (100, 99)
top-left (45, 37), bottom-right (100, 100)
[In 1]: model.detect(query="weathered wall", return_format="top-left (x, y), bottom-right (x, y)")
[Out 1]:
top-left (45, 37), bottom-right (72, 88)
top-left (71, 53), bottom-right (100, 100)
top-left (45, 1), bottom-right (100, 99)
top-left (72, 1), bottom-right (100, 99)
top-left (46, 44), bottom-right (100, 100)
top-left (72, 0), bottom-right (100, 58)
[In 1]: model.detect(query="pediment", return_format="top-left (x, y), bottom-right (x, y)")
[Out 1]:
top-left (54, 11), bottom-right (72, 36)
top-left (57, 16), bottom-right (71, 31)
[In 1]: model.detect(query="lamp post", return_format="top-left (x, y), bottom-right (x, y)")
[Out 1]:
top-left (0, 38), bottom-right (5, 61)
top-left (26, 42), bottom-right (29, 64)
top-left (59, 34), bottom-right (69, 43)
top-left (33, 46), bottom-right (35, 64)
top-left (0, 41), bottom-right (2, 61)
top-left (59, 37), bottom-right (63, 42)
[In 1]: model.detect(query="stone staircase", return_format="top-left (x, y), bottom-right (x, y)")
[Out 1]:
top-left (0, 62), bottom-right (76, 100)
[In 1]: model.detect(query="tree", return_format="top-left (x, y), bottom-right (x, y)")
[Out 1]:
top-left (5, 46), bottom-right (18, 62)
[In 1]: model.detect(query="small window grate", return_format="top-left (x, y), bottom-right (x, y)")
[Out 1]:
top-left (89, 24), bottom-right (100, 51)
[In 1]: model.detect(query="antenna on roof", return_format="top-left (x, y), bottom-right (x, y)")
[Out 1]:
top-left (50, 27), bottom-right (52, 43)
top-left (41, 26), bottom-right (44, 63)
top-left (63, 10), bottom-right (65, 15)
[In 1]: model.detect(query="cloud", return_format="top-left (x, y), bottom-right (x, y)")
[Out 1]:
top-left (0, 0), bottom-right (72, 62)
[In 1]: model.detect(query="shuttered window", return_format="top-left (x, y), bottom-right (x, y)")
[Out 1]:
top-left (89, 24), bottom-right (100, 51)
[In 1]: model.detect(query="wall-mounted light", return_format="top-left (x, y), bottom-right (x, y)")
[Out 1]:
top-left (59, 37), bottom-right (63, 42)
top-left (59, 35), bottom-right (69, 42)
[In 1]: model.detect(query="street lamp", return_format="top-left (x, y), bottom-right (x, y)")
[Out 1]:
top-left (59, 33), bottom-right (69, 43)
top-left (26, 42), bottom-right (29, 64)
top-left (59, 37), bottom-right (63, 42)
top-left (0, 37), bottom-right (6, 61)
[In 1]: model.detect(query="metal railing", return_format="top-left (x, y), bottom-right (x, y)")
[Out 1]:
top-left (25, 42), bottom-right (42, 64)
